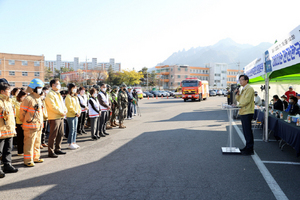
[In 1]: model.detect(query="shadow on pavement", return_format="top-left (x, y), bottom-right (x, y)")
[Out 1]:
top-left (0, 128), bottom-right (275, 200)
top-left (150, 110), bottom-right (229, 123)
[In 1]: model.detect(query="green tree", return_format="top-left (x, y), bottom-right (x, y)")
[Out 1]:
top-left (44, 66), bottom-right (53, 82)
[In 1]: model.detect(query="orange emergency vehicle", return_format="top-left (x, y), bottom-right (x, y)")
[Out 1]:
top-left (181, 78), bottom-right (209, 102)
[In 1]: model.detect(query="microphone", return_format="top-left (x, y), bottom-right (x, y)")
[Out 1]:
top-left (235, 85), bottom-right (241, 94)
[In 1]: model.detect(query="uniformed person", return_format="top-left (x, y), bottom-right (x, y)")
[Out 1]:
top-left (0, 78), bottom-right (18, 178)
top-left (110, 86), bottom-right (119, 127)
top-left (20, 79), bottom-right (45, 167)
top-left (118, 83), bottom-right (128, 128)
top-left (106, 84), bottom-right (113, 129)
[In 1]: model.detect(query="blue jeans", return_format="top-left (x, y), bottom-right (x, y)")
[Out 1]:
top-left (67, 117), bottom-right (78, 144)
top-left (133, 104), bottom-right (136, 114)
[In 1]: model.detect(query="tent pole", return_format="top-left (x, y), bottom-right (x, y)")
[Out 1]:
top-left (264, 76), bottom-right (269, 142)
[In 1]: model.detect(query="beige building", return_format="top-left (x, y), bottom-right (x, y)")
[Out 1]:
top-left (0, 53), bottom-right (44, 88)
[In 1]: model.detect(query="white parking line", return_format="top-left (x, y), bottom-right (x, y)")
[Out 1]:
top-left (262, 161), bottom-right (300, 165)
top-left (254, 139), bottom-right (277, 142)
top-left (232, 121), bottom-right (289, 200)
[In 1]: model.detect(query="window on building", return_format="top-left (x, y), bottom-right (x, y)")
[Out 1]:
top-left (22, 61), bottom-right (28, 66)
top-left (0, 59), bottom-right (1, 64)
top-left (22, 82), bottom-right (29, 87)
top-left (9, 82), bottom-right (15, 87)
top-left (9, 60), bottom-right (15, 65)
top-left (185, 75), bottom-right (188, 78)
top-left (34, 61), bottom-right (40, 66)
top-left (171, 75), bottom-right (173, 78)
top-left (171, 68), bottom-right (173, 71)
top-left (178, 68), bottom-right (181, 71)
top-left (22, 72), bottom-right (28, 76)
top-left (171, 82), bottom-right (173, 85)
top-left (185, 68), bottom-right (188, 71)
top-left (9, 71), bottom-right (15, 76)
top-left (177, 75), bottom-right (181, 78)
top-left (34, 72), bottom-right (40, 77)
top-left (190, 70), bottom-right (192, 72)
top-left (0, 71), bottom-right (1, 75)
top-left (178, 82), bottom-right (180, 86)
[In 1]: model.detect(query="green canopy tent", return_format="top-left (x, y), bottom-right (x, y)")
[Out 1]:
top-left (245, 24), bottom-right (300, 141)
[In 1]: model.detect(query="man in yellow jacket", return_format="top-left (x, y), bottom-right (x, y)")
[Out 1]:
top-left (45, 79), bottom-right (67, 158)
top-left (0, 78), bottom-right (18, 178)
top-left (235, 75), bottom-right (255, 155)
top-left (20, 79), bottom-right (45, 167)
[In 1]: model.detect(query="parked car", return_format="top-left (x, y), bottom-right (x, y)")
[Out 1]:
top-left (209, 90), bottom-right (217, 97)
top-left (144, 91), bottom-right (154, 97)
top-left (216, 90), bottom-right (223, 96)
top-left (158, 90), bottom-right (169, 97)
top-left (167, 91), bottom-right (175, 96)
top-left (150, 91), bottom-right (162, 97)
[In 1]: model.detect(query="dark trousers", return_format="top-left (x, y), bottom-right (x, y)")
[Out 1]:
top-left (64, 119), bottom-right (69, 138)
top-left (77, 112), bottom-right (86, 134)
top-left (41, 121), bottom-right (48, 145)
top-left (98, 111), bottom-right (108, 135)
top-left (90, 117), bottom-right (99, 138)
top-left (48, 119), bottom-right (64, 155)
top-left (240, 114), bottom-right (254, 150)
top-left (127, 102), bottom-right (133, 118)
top-left (16, 124), bottom-right (24, 154)
top-left (0, 137), bottom-right (13, 164)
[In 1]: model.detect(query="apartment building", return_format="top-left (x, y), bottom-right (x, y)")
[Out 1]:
top-left (45, 55), bottom-right (121, 72)
top-left (156, 63), bottom-right (242, 89)
top-left (155, 65), bottom-right (209, 89)
top-left (0, 53), bottom-right (44, 88)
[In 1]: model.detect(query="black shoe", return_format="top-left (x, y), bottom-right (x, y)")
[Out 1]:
top-left (55, 150), bottom-right (67, 155)
top-left (3, 164), bottom-right (18, 173)
top-left (104, 132), bottom-right (109, 135)
top-left (92, 136), bottom-right (98, 140)
top-left (78, 132), bottom-right (83, 135)
top-left (99, 134), bottom-right (106, 137)
top-left (239, 147), bottom-right (247, 152)
top-left (48, 153), bottom-right (58, 158)
top-left (241, 149), bottom-right (254, 155)
top-left (82, 130), bottom-right (87, 134)
top-left (0, 169), bottom-right (5, 178)
top-left (96, 135), bottom-right (101, 139)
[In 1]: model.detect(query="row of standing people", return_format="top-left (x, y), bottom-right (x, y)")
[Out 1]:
top-left (0, 77), bottom-right (136, 178)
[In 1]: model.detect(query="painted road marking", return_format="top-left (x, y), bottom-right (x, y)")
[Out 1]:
top-left (232, 121), bottom-right (288, 200)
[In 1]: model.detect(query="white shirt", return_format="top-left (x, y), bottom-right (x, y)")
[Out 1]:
top-left (254, 95), bottom-right (262, 106)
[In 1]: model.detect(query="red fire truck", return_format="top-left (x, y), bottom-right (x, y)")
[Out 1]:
top-left (181, 78), bottom-right (209, 102)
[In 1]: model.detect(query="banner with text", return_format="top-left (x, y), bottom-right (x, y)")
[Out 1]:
top-left (244, 54), bottom-right (264, 79)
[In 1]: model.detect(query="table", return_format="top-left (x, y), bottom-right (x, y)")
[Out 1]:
top-left (254, 109), bottom-right (300, 156)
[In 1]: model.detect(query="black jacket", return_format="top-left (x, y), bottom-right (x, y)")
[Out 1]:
top-left (289, 103), bottom-right (300, 115)
top-left (273, 99), bottom-right (283, 111)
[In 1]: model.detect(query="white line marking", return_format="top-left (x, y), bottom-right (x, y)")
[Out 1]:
top-left (232, 121), bottom-right (288, 200)
top-left (262, 161), bottom-right (300, 166)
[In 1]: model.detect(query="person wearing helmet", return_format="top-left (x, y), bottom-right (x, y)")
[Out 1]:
top-left (110, 86), bottom-right (119, 127)
top-left (118, 83), bottom-right (128, 128)
top-left (19, 78), bottom-right (46, 167)
top-left (0, 78), bottom-right (18, 178)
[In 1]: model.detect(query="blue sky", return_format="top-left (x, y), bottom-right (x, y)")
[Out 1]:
top-left (0, 0), bottom-right (299, 71)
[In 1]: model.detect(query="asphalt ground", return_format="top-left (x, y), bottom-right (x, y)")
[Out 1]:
top-left (0, 96), bottom-right (300, 200)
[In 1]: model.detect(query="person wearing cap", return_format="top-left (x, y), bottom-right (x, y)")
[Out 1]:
top-left (19, 78), bottom-right (45, 167)
top-left (132, 89), bottom-right (139, 116)
top-left (0, 78), bottom-right (18, 178)
top-left (118, 83), bottom-right (128, 128)
top-left (110, 86), bottom-right (119, 127)
top-left (285, 86), bottom-right (296, 101)
top-left (273, 95), bottom-right (283, 111)
top-left (281, 95), bottom-right (288, 110)
top-left (254, 91), bottom-right (262, 106)
top-left (45, 78), bottom-right (67, 158)
top-left (127, 87), bottom-right (134, 120)
top-left (97, 83), bottom-right (110, 137)
top-left (234, 75), bottom-right (255, 155)
top-left (106, 84), bottom-right (113, 130)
